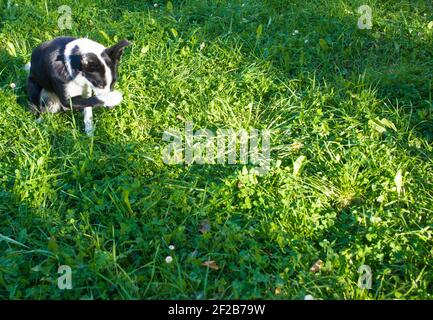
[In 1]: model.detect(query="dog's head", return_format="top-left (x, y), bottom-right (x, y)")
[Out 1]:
top-left (69, 39), bottom-right (131, 95)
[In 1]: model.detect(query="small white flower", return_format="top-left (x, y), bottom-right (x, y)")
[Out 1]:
top-left (169, 245), bottom-right (175, 250)
top-left (292, 30), bottom-right (299, 36)
top-left (153, 3), bottom-right (158, 7)
top-left (304, 39), bottom-right (309, 44)
top-left (10, 83), bottom-right (16, 89)
top-left (165, 255), bottom-right (173, 263)
top-left (304, 294), bottom-right (314, 300)
top-left (370, 216), bottom-right (382, 224)
top-left (199, 42), bottom-right (205, 50)
top-left (394, 169), bottom-right (403, 195)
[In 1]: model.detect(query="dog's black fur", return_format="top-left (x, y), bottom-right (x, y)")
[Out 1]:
top-left (27, 37), bottom-right (131, 113)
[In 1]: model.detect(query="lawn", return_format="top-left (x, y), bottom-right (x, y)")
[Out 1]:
top-left (0, 0), bottom-right (432, 300)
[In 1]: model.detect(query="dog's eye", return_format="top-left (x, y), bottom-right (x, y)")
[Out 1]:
top-left (82, 62), bottom-right (98, 72)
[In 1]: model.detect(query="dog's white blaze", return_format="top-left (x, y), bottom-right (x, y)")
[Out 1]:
top-left (64, 38), bottom-right (112, 97)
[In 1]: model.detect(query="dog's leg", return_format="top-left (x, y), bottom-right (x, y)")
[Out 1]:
top-left (27, 76), bottom-right (43, 115)
top-left (83, 107), bottom-right (93, 136)
top-left (53, 81), bottom-right (123, 110)
top-left (40, 89), bottom-right (63, 113)
top-left (82, 85), bottom-right (94, 136)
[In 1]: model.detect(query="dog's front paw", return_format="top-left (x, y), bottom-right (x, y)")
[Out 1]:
top-left (98, 91), bottom-right (123, 108)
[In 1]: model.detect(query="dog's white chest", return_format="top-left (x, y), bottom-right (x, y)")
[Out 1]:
top-left (65, 74), bottom-right (92, 98)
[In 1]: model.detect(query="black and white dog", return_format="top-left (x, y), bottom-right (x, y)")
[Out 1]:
top-left (27, 37), bottom-right (131, 135)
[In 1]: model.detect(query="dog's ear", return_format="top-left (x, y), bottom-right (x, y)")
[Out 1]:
top-left (104, 39), bottom-right (132, 61)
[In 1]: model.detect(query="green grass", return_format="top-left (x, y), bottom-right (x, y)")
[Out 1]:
top-left (1, 0), bottom-right (433, 299)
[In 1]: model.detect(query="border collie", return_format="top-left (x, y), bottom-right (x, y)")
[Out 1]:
top-left (27, 37), bottom-right (131, 135)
